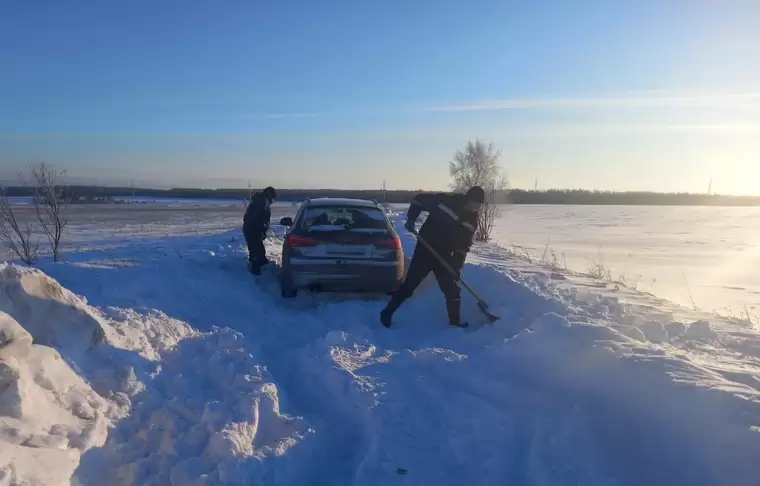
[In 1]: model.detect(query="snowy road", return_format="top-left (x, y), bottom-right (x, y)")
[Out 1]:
top-left (1, 212), bottom-right (759, 485)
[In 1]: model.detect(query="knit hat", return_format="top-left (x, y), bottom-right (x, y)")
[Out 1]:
top-left (263, 186), bottom-right (277, 200)
top-left (465, 186), bottom-right (485, 203)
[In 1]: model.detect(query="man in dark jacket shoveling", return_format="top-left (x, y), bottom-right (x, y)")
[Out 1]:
top-left (243, 186), bottom-right (276, 275)
top-left (381, 186), bottom-right (485, 328)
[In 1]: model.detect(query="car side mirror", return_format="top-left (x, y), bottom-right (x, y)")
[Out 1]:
top-left (280, 217), bottom-right (293, 227)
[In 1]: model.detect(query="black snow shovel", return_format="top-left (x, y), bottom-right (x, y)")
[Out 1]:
top-left (412, 230), bottom-right (500, 323)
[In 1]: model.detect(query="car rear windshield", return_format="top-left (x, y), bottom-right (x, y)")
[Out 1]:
top-left (301, 205), bottom-right (388, 231)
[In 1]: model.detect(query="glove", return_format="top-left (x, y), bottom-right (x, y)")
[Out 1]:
top-left (404, 220), bottom-right (416, 233)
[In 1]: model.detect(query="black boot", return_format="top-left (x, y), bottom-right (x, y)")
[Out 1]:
top-left (380, 295), bottom-right (404, 328)
top-left (446, 298), bottom-right (468, 328)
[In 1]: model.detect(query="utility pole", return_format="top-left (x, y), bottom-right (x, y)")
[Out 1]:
top-left (707, 177), bottom-right (713, 195)
top-left (382, 180), bottom-right (386, 203)
top-left (534, 178), bottom-right (539, 191)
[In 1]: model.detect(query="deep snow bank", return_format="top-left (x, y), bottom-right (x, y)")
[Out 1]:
top-left (0, 310), bottom-right (109, 485)
top-left (74, 325), bottom-right (312, 486)
top-left (0, 264), bottom-right (112, 485)
top-left (0, 264), bottom-right (311, 485)
top-left (0, 264), bottom-right (105, 354)
top-left (5, 219), bottom-right (760, 485)
top-left (466, 246), bottom-right (760, 484)
top-left (288, 302), bottom-right (760, 485)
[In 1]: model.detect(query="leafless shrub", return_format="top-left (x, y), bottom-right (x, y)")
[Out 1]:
top-left (616, 264), bottom-right (629, 285)
top-left (506, 243), bottom-right (536, 263)
top-left (681, 272), bottom-right (700, 311)
top-left (450, 139), bottom-right (508, 242)
top-left (740, 305), bottom-right (757, 328)
top-left (536, 242), bottom-right (565, 272)
top-left (30, 163), bottom-right (72, 262)
top-left (723, 304), bottom-right (758, 329)
top-left (0, 187), bottom-right (40, 264)
top-left (539, 242), bottom-right (551, 265)
top-left (588, 260), bottom-right (612, 281)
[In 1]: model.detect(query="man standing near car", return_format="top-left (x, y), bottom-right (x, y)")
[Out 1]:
top-left (243, 186), bottom-right (277, 275)
top-left (380, 186), bottom-right (485, 328)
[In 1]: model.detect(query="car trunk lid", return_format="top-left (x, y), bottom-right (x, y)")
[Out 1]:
top-left (296, 229), bottom-right (396, 260)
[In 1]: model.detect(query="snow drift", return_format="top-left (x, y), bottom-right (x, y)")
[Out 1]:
top-left (2, 213), bottom-right (760, 485)
top-left (0, 265), bottom-right (105, 354)
top-left (0, 312), bottom-right (108, 485)
top-left (0, 264), bottom-right (310, 485)
top-left (73, 324), bottom-right (312, 486)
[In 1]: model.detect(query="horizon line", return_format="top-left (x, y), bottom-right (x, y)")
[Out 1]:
top-left (4, 184), bottom-right (760, 199)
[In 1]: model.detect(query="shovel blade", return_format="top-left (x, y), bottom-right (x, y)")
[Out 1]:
top-left (477, 301), bottom-right (500, 323)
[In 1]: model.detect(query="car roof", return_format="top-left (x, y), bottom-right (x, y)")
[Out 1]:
top-left (305, 198), bottom-right (380, 208)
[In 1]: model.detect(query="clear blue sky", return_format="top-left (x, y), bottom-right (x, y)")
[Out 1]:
top-left (1, 0), bottom-right (759, 193)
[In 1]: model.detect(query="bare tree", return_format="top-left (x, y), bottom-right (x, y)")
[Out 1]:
top-left (449, 139), bottom-right (508, 241)
top-left (30, 163), bottom-right (72, 262)
top-left (0, 186), bottom-right (40, 265)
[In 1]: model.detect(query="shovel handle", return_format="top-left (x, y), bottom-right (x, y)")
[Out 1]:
top-left (411, 230), bottom-right (459, 277)
top-left (411, 229), bottom-right (488, 308)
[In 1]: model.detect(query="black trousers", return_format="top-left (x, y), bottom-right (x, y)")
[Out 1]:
top-left (243, 227), bottom-right (267, 267)
top-left (389, 244), bottom-right (461, 322)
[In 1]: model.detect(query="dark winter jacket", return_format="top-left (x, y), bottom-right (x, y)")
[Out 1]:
top-left (406, 193), bottom-right (479, 270)
top-left (243, 192), bottom-right (271, 235)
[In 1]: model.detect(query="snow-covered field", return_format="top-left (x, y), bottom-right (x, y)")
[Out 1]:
top-left (1, 203), bottom-right (760, 485)
top-left (5, 201), bottom-right (759, 318)
top-left (492, 205), bottom-right (760, 318)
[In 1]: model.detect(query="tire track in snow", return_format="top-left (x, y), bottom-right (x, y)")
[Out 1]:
top-left (45, 234), bottom-right (377, 485)
top-left (217, 239), bottom-right (618, 484)
top-left (197, 251), bottom-right (378, 485)
top-left (320, 341), bottom-right (619, 486)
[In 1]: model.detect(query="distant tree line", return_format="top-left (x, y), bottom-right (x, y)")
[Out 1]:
top-left (1, 186), bottom-right (426, 203)
top-left (2, 185), bottom-right (759, 206)
top-left (505, 189), bottom-right (760, 206)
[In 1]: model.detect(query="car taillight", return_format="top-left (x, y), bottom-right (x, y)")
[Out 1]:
top-left (287, 234), bottom-right (318, 247)
top-left (376, 236), bottom-right (401, 249)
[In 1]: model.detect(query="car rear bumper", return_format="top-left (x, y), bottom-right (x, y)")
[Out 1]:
top-left (284, 258), bottom-right (403, 292)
